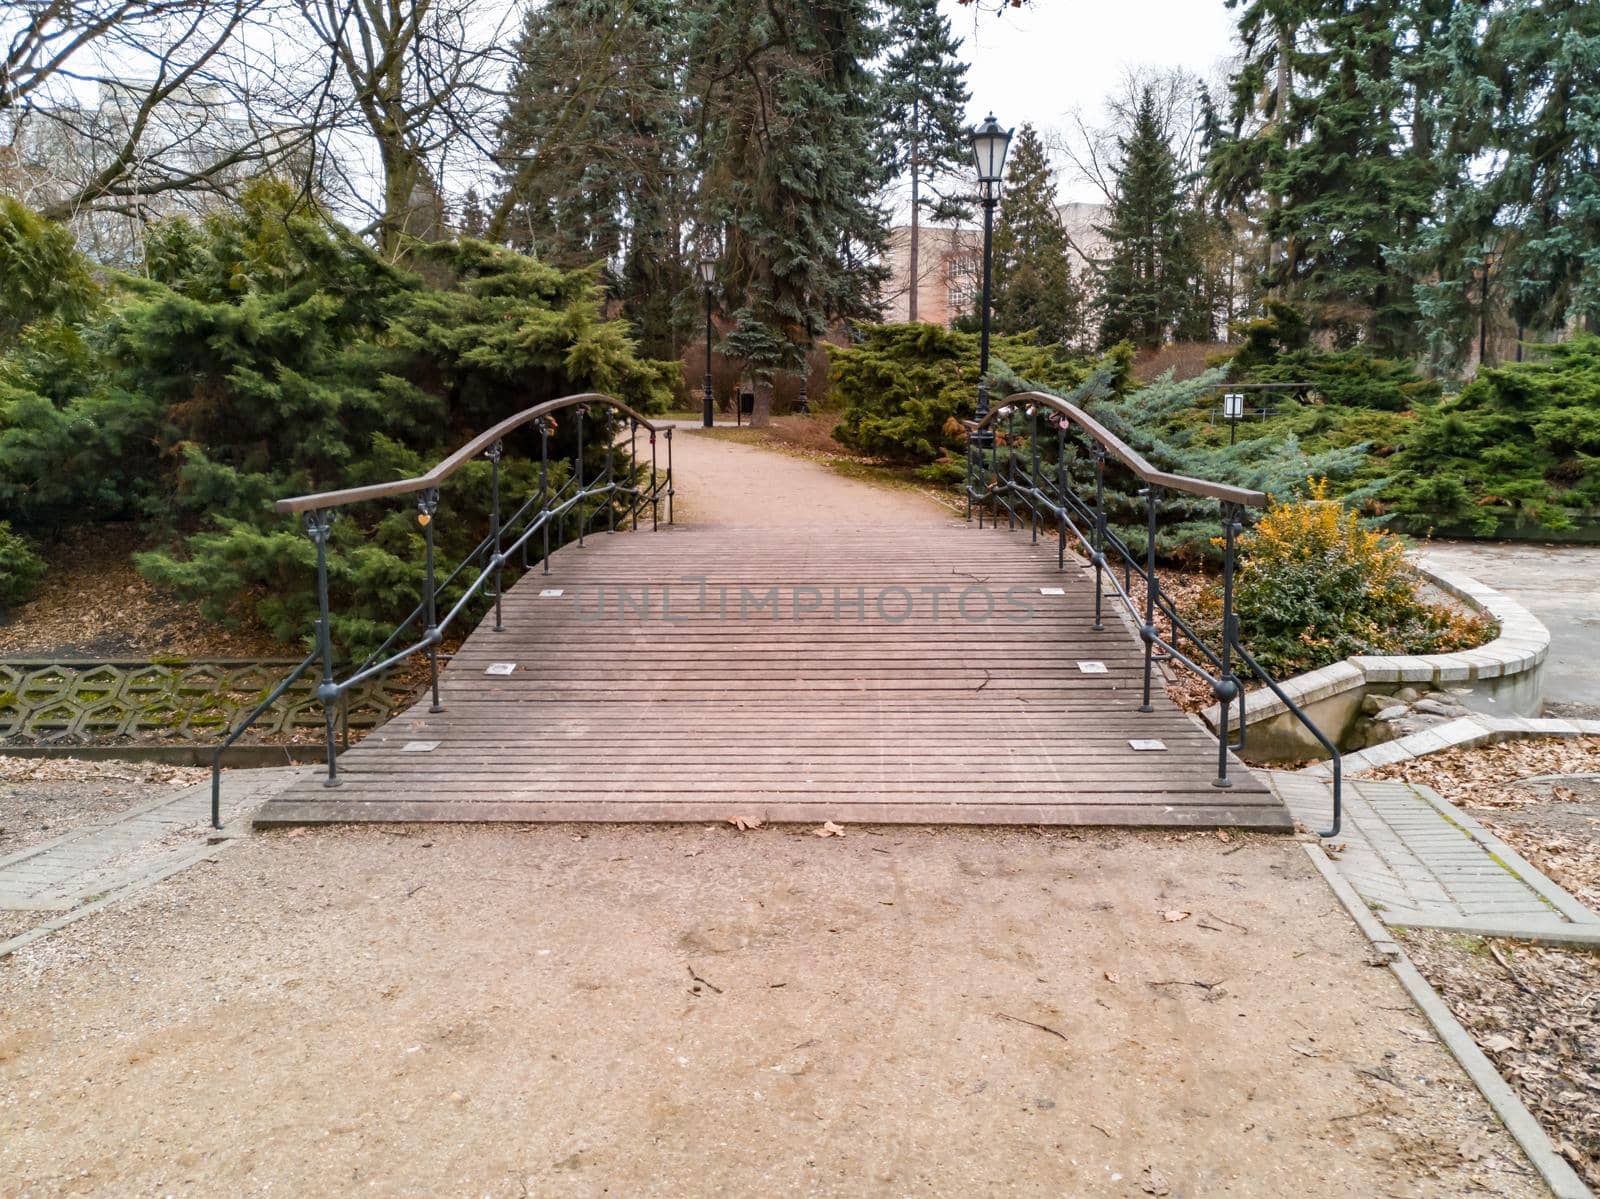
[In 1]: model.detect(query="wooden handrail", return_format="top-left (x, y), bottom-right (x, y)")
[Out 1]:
top-left (971, 390), bottom-right (1268, 508)
top-left (276, 392), bottom-right (662, 514)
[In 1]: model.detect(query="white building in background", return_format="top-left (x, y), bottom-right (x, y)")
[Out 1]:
top-left (879, 201), bottom-right (1110, 334)
top-left (0, 80), bottom-right (305, 266)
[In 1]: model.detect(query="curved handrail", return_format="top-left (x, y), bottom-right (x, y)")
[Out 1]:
top-left (972, 390), bottom-right (1267, 508)
top-left (276, 392), bottom-right (662, 514)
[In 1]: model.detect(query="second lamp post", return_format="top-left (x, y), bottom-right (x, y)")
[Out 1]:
top-left (698, 256), bottom-right (716, 427)
top-left (969, 113), bottom-right (1013, 442)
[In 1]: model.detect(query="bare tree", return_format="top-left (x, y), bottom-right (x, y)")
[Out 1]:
top-left (297, 0), bottom-right (513, 256)
top-left (2, 0), bottom-right (329, 262)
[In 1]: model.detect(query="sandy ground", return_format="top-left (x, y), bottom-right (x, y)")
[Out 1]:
top-left (0, 825), bottom-right (1546, 1197)
top-left (0, 432), bottom-right (1553, 1195)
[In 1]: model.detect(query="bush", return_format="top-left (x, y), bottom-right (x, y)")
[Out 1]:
top-left (0, 521), bottom-right (46, 610)
top-left (1226, 480), bottom-right (1486, 676)
top-left (829, 323), bottom-right (1106, 465)
top-left (1389, 336), bottom-right (1600, 535)
top-left (0, 185), bottom-right (677, 655)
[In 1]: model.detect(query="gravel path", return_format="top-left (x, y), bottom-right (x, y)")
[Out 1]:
top-left (0, 432), bottom-right (1554, 1194)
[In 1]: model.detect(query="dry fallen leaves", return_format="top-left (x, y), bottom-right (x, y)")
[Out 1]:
top-left (811, 821), bottom-right (846, 838)
top-left (1103, 970), bottom-right (1120, 984)
top-left (1161, 909), bottom-right (1191, 923)
top-left (727, 815), bottom-right (764, 831)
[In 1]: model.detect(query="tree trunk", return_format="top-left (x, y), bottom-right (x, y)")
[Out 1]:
top-left (750, 375), bottom-right (775, 428)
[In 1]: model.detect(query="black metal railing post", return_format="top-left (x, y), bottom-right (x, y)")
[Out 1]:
top-left (540, 420), bottom-right (552, 573)
top-left (1029, 405), bottom-right (1040, 544)
top-left (630, 419), bottom-right (639, 532)
top-left (418, 488), bottom-right (443, 713)
top-left (1091, 445), bottom-right (1107, 631)
top-left (1138, 485), bottom-right (1163, 713)
top-left (1055, 419), bottom-right (1067, 570)
top-left (575, 405), bottom-right (586, 547)
top-left (666, 427), bottom-right (674, 524)
top-left (605, 414), bottom-right (616, 535)
top-left (649, 429), bottom-right (659, 532)
top-left (487, 438), bottom-right (504, 633)
top-left (1213, 500), bottom-right (1244, 789)
top-left (308, 508), bottom-right (341, 788)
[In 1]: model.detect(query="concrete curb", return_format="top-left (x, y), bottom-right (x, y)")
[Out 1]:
top-left (1302, 843), bottom-right (1595, 1199)
top-left (1201, 559), bottom-right (1548, 736)
top-left (1300, 713), bottom-right (1600, 779)
top-left (0, 744), bottom-right (328, 768)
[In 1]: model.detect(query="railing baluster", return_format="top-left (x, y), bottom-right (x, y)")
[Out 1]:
top-left (487, 439), bottom-right (504, 633)
top-left (606, 414), bottom-right (616, 535)
top-left (1029, 405), bottom-right (1040, 544)
top-left (419, 488), bottom-right (443, 713)
top-left (576, 405), bottom-right (586, 547)
top-left (666, 427), bottom-right (674, 525)
top-left (1213, 500), bottom-right (1243, 789)
top-left (650, 429), bottom-right (659, 532)
top-left (1056, 420), bottom-right (1067, 570)
top-left (540, 420), bottom-right (552, 574)
top-left (630, 418), bottom-right (639, 532)
top-left (1138, 485), bottom-right (1162, 714)
top-left (308, 508), bottom-right (341, 787)
top-left (1091, 445), bottom-right (1107, 631)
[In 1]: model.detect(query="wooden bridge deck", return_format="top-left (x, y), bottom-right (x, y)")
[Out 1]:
top-left (257, 522), bottom-right (1288, 829)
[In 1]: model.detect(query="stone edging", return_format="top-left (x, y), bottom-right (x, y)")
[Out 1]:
top-left (1201, 556), bottom-right (1548, 735)
top-left (1301, 843), bottom-right (1595, 1199)
top-left (1300, 714), bottom-right (1600, 779)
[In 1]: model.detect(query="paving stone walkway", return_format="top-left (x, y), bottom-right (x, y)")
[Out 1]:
top-left (1271, 772), bottom-right (1600, 946)
top-left (0, 767), bottom-right (307, 956)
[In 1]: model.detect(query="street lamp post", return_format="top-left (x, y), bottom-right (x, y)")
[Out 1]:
top-left (697, 257), bottom-right (716, 427)
top-left (969, 114), bottom-right (1013, 443)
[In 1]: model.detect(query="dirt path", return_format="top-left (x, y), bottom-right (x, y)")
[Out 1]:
top-left (0, 431), bottom-right (1551, 1195)
top-left (0, 826), bottom-right (1544, 1197)
top-left (668, 423), bottom-right (949, 527)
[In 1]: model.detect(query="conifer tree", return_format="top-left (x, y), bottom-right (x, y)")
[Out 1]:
top-left (492, 0), bottom-right (690, 356)
top-left (989, 125), bottom-right (1081, 346)
top-left (878, 0), bottom-right (972, 322)
top-left (1095, 89), bottom-right (1200, 349)
top-left (689, 0), bottom-right (888, 425)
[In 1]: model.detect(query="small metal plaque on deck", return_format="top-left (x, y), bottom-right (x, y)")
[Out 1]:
top-left (1077, 661), bottom-right (1108, 674)
top-left (485, 662), bottom-right (517, 676)
top-left (1128, 738), bottom-right (1167, 752)
top-left (539, 588), bottom-right (564, 598)
top-left (1039, 586), bottom-right (1066, 596)
top-left (402, 740), bottom-right (440, 753)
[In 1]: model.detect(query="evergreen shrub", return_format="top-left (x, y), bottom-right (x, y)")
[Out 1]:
top-left (0, 521), bottom-right (46, 610)
top-left (1226, 480), bottom-right (1489, 676)
top-left (829, 323), bottom-right (1114, 465)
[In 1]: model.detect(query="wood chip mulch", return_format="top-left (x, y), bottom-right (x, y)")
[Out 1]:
top-left (1377, 736), bottom-right (1600, 1190)
top-left (1404, 928), bottom-right (1600, 1190)
top-left (0, 525), bottom-right (294, 660)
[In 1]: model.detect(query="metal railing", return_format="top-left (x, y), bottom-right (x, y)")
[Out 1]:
top-left (210, 393), bottom-right (673, 826)
top-left (965, 390), bottom-right (1341, 837)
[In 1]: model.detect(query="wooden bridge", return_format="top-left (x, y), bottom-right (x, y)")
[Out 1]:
top-left (252, 402), bottom-right (1290, 830)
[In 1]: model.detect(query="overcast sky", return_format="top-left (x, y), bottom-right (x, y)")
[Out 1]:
top-left (944, 0), bottom-right (1240, 203)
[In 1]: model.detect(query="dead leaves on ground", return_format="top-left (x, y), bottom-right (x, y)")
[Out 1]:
top-left (812, 821), bottom-right (846, 838)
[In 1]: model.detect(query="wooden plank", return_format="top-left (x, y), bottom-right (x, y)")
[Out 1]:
top-left (259, 522), bottom-right (1287, 830)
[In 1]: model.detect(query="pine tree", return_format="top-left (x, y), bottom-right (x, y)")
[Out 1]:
top-left (689, 0), bottom-right (888, 425)
top-left (989, 124), bottom-right (1081, 346)
top-left (1411, 0), bottom-right (1600, 361)
top-left (1095, 89), bottom-right (1195, 349)
top-left (492, 0), bottom-right (690, 356)
top-left (1260, 2), bottom-right (1436, 351)
top-left (878, 0), bottom-right (971, 323)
